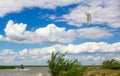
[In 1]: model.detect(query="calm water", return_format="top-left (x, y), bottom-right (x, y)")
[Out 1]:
top-left (0, 67), bottom-right (50, 76)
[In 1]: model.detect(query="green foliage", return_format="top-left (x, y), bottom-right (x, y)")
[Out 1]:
top-left (66, 67), bottom-right (79, 76)
top-left (0, 66), bottom-right (16, 69)
top-left (59, 71), bottom-right (67, 76)
top-left (48, 52), bottom-right (82, 76)
top-left (77, 67), bottom-right (87, 76)
top-left (101, 59), bottom-right (120, 70)
top-left (66, 66), bottom-right (87, 76)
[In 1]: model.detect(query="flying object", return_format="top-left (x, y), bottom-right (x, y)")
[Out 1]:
top-left (85, 12), bottom-right (91, 25)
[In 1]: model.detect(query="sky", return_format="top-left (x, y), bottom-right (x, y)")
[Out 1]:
top-left (0, 0), bottom-right (120, 65)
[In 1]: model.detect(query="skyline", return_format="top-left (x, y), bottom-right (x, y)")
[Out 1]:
top-left (0, 0), bottom-right (120, 65)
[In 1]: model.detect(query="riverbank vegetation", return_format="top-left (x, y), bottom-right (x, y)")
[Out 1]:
top-left (0, 65), bottom-right (16, 69)
top-left (48, 52), bottom-right (120, 76)
top-left (83, 67), bottom-right (120, 76)
top-left (0, 65), bottom-right (48, 69)
top-left (47, 52), bottom-right (87, 76)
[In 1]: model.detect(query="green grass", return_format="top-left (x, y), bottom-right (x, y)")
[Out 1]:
top-left (58, 66), bottom-right (120, 76)
top-left (83, 67), bottom-right (120, 76)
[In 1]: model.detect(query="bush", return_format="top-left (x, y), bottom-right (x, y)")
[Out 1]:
top-left (101, 59), bottom-right (120, 70)
top-left (47, 52), bottom-right (82, 76)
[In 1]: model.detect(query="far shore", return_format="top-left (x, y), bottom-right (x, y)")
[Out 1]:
top-left (0, 65), bottom-right (48, 69)
top-left (0, 65), bottom-right (100, 69)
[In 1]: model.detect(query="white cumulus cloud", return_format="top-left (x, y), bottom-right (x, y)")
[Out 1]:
top-left (1, 20), bottom-right (114, 43)
top-left (0, 0), bottom-right (83, 17)
top-left (63, 0), bottom-right (120, 28)
top-left (0, 35), bottom-right (3, 40)
top-left (2, 20), bottom-right (113, 43)
top-left (0, 42), bottom-right (120, 65)
top-left (76, 27), bottom-right (113, 39)
top-left (3, 20), bottom-right (76, 43)
top-left (4, 20), bottom-right (27, 41)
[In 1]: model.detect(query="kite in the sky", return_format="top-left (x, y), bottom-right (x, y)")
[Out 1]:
top-left (85, 12), bottom-right (91, 25)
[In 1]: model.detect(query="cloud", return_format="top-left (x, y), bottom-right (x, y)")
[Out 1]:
top-left (115, 57), bottom-right (120, 61)
top-left (49, 15), bottom-right (56, 20)
top-left (2, 20), bottom-right (113, 43)
top-left (62, 0), bottom-right (120, 28)
top-left (51, 42), bottom-right (120, 53)
top-left (0, 0), bottom-right (84, 17)
top-left (4, 20), bottom-right (27, 41)
top-left (76, 27), bottom-right (113, 39)
top-left (0, 0), bottom-right (119, 28)
top-left (35, 24), bottom-right (76, 43)
top-left (0, 35), bottom-right (3, 40)
top-left (0, 42), bottom-right (120, 65)
top-left (3, 20), bottom-right (76, 43)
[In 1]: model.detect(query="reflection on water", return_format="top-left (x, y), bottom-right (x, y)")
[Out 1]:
top-left (0, 67), bottom-right (50, 76)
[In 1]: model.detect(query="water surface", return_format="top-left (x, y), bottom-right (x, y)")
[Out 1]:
top-left (0, 67), bottom-right (50, 76)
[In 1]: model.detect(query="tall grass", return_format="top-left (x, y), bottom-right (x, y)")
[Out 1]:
top-left (101, 59), bottom-right (120, 70)
top-left (47, 52), bottom-right (86, 76)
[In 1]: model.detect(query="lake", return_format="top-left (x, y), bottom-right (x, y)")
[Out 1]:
top-left (0, 67), bottom-right (50, 76)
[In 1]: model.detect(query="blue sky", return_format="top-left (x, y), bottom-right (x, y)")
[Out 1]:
top-left (0, 0), bottom-right (120, 65)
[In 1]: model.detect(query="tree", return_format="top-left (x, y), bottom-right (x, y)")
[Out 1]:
top-left (47, 52), bottom-right (81, 76)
